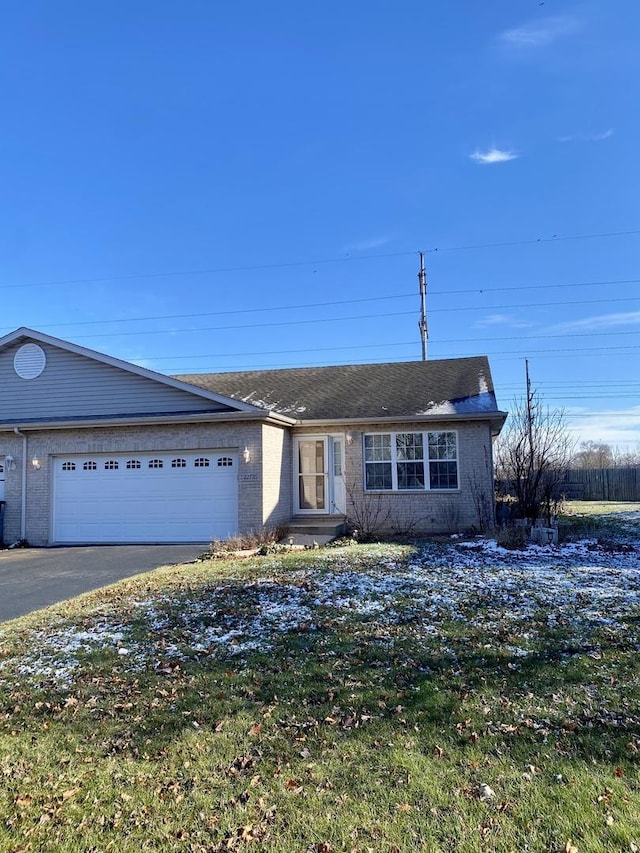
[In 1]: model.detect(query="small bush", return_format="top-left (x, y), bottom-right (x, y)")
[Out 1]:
top-left (209, 524), bottom-right (289, 556)
top-left (496, 523), bottom-right (528, 550)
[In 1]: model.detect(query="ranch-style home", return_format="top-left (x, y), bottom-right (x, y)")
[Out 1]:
top-left (0, 327), bottom-right (506, 546)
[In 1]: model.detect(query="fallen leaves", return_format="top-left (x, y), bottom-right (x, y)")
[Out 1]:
top-left (1, 539), bottom-right (640, 850)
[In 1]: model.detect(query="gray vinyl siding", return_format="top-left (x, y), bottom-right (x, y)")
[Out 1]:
top-left (0, 341), bottom-right (233, 422)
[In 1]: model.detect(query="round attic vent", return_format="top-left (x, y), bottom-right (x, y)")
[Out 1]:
top-left (14, 343), bottom-right (47, 379)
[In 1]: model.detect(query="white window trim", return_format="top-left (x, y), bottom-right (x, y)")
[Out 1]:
top-left (363, 430), bottom-right (459, 492)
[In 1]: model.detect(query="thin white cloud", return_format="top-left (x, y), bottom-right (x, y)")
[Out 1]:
top-left (475, 313), bottom-right (532, 329)
top-left (500, 15), bottom-right (581, 49)
top-left (343, 234), bottom-right (394, 253)
top-left (558, 129), bottom-right (614, 143)
top-left (550, 311), bottom-right (640, 334)
top-left (566, 406), bottom-right (640, 448)
top-left (470, 147), bottom-right (519, 165)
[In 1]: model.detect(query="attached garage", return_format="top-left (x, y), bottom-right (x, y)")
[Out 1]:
top-left (52, 451), bottom-right (238, 544)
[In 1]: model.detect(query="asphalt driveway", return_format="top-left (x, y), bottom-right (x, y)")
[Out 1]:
top-left (0, 545), bottom-right (207, 623)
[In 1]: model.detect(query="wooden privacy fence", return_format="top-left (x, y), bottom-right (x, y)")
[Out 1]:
top-left (557, 468), bottom-right (640, 502)
top-left (497, 468), bottom-right (640, 502)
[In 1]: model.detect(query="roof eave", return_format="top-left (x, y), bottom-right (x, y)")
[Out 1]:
top-left (0, 410), bottom-right (296, 432)
top-left (294, 410), bottom-right (508, 433)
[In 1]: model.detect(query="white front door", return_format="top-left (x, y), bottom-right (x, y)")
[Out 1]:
top-left (295, 436), bottom-right (345, 515)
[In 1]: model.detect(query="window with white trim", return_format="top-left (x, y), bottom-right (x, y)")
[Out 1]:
top-left (126, 459), bottom-right (141, 470)
top-left (194, 457), bottom-right (210, 468)
top-left (83, 461), bottom-right (97, 471)
top-left (104, 460), bottom-right (119, 470)
top-left (62, 462), bottom-right (76, 472)
top-left (171, 458), bottom-right (187, 468)
top-left (148, 459), bottom-right (164, 469)
top-left (364, 431), bottom-right (458, 491)
top-left (217, 457), bottom-right (233, 467)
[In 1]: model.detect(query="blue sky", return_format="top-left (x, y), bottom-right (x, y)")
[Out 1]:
top-left (1, 1), bottom-right (639, 448)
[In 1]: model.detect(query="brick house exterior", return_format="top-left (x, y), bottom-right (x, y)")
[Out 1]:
top-left (0, 328), bottom-right (506, 546)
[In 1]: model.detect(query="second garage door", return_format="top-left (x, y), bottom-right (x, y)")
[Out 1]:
top-left (52, 451), bottom-right (238, 544)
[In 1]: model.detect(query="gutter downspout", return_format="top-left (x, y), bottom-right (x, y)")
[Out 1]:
top-left (13, 427), bottom-right (27, 541)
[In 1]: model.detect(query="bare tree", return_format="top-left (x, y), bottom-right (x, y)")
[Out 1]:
top-left (570, 440), bottom-right (616, 469)
top-left (613, 445), bottom-right (640, 468)
top-left (495, 385), bottom-right (574, 525)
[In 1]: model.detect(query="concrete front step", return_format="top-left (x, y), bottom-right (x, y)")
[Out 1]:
top-left (284, 517), bottom-right (348, 545)
top-left (285, 533), bottom-right (340, 547)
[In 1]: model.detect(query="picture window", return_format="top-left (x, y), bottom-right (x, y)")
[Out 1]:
top-left (363, 431), bottom-right (458, 491)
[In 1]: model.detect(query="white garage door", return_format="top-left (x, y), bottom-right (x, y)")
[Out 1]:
top-left (52, 451), bottom-right (238, 544)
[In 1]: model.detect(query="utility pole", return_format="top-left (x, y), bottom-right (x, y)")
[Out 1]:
top-left (525, 358), bottom-right (535, 462)
top-left (418, 252), bottom-right (428, 360)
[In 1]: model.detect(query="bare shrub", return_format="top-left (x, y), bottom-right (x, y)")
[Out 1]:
top-left (209, 524), bottom-right (289, 556)
top-left (346, 491), bottom-right (391, 541)
top-left (496, 523), bottom-right (528, 550)
top-left (388, 508), bottom-right (421, 538)
top-left (436, 498), bottom-right (462, 535)
top-left (468, 465), bottom-right (495, 533)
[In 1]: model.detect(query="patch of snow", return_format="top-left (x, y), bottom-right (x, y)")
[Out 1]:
top-left (1, 537), bottom-right (639, 691)
top-left (417, 391), bottom-right (497, 415)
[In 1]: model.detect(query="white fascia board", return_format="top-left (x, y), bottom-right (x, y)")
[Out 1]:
top-left (294, 410), bottom-right (508, 432)
top-left (0, 410), bottom-right (296, 432)
top-left (0, 327), bottom-right (263, 414)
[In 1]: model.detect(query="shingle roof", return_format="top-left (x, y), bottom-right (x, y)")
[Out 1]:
top-left (176, 356), bottom-right (504, 423)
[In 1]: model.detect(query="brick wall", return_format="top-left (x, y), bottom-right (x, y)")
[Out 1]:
top-left (261, 423), bottom-right (292, 529)
top-left (293, 420), bottom-right (496, 535)
top-left (1, 417), bottom-right (496, 545)
top-left (0, 421), bottom-right (269, 546)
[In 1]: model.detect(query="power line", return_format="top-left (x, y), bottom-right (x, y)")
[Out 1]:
top-left (1, 228), bottom-right (638, 291)
top-left (13, 294), bottom-right (640, 341)
top-left (139, 327), bottom-right (640, 362)
top-left (156, 343), bottom-right (640, 375)
top-left (5, 276), bottom-right (639, 332)
top-left (424, 229), bottom-right (640, 254)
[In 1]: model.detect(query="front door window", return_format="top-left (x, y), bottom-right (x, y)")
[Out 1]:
top-left (297, 439), bottom-right (326, 511)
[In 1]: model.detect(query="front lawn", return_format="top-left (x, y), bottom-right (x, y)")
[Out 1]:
top-left (1, 530), bottom-right (639, 852)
